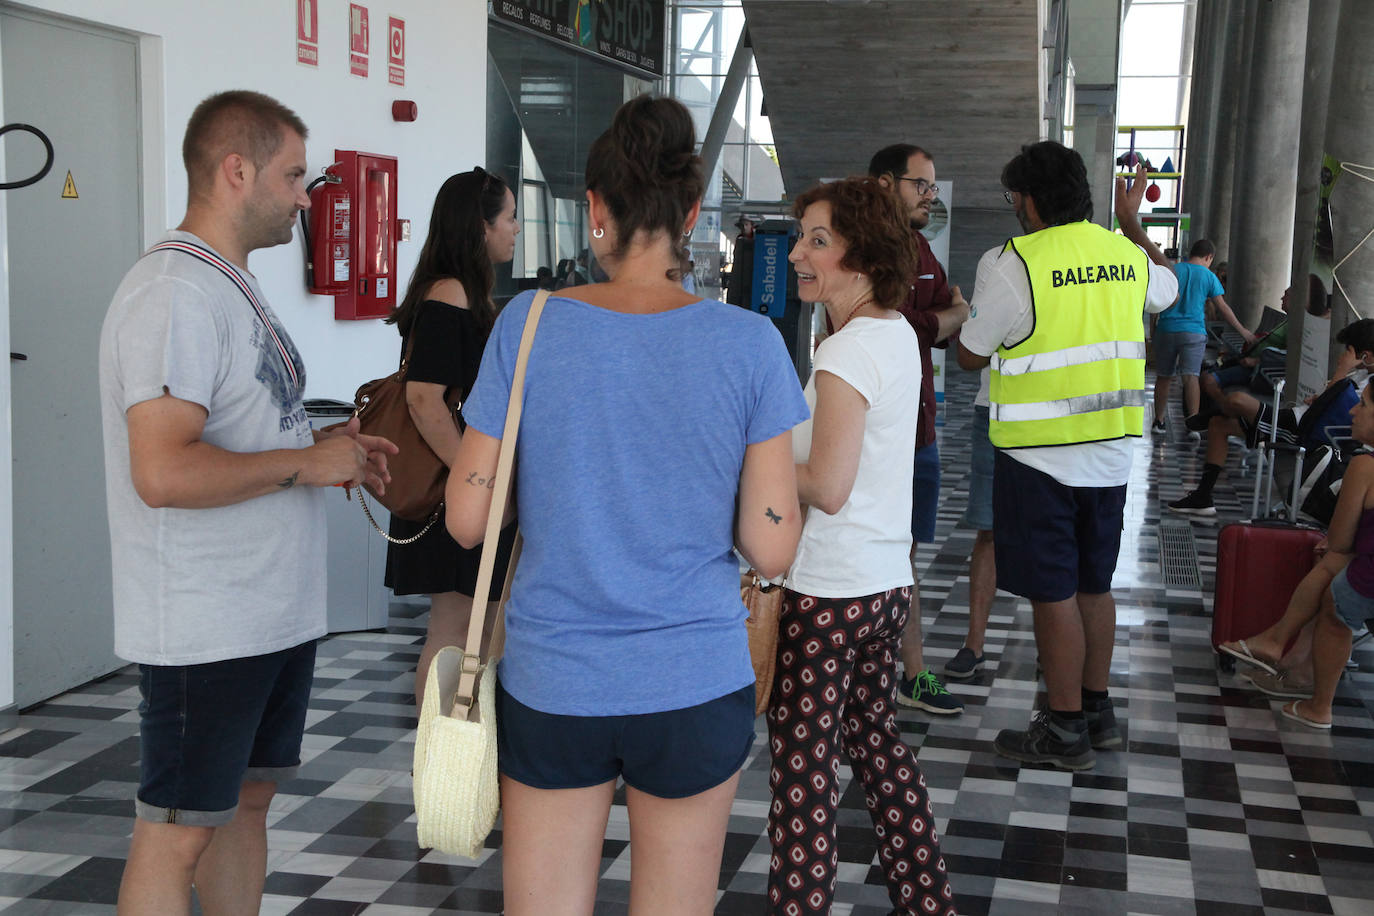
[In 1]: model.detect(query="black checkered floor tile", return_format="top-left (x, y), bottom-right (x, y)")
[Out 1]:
top-left (2, 365), bottom-right (1372, 914)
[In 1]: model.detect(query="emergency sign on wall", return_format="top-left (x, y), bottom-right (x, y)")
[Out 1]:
top-left (349, 3), bottom-right (369, 77)
top-left (388, 17), bottom-right (405, 86)
top-left (297, 0), bottom-right (319, 67)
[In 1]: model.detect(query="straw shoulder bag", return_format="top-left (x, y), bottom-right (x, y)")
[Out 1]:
top-left (413, 290), bottom-right (547, 856)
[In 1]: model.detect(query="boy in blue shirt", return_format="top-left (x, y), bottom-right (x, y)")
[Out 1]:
top-left (1152, 239), bottom-right (1254, 432)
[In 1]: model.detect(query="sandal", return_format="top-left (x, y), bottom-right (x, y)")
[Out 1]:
top-left (1219, 639), bottom-right (1279, 676)
top-left (1280, 700), bottom-right (1331, 730)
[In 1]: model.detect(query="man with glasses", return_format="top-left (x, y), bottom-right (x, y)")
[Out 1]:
top-left (870, 143), bottom-right (970, 715)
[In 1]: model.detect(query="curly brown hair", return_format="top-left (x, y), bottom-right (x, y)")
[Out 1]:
top-left (791, 177), bottom-right (917, 309)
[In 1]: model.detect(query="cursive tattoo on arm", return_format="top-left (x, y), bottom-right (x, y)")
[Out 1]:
top-left (277, 471), bottom-right (299, 490)
top-left (765, 507), bottom-right (782, 525)
top-left (465, 470), bottom-right (496, 490)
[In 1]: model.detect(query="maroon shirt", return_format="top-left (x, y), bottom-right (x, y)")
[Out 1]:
top-left (897, 231), bottom-right (956, 448)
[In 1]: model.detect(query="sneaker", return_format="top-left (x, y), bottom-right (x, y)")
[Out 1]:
top-left (943, 646), bottom-right (986, 680)
top-left (1245, 669), bottom-right (1313, 699)
top-left (1151, 419), bottom-right (1167, 434)
top-left (994, 711), bottom-right (1095, 770)
top-left (897, 669), bottom-right (964, 715)
top-left (1082, 696), bottom-right (1122, 749)
top-left (1168, 489), bottom-right (1217, 517)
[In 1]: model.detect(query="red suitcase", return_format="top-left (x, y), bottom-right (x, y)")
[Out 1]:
top-left (1212, 520), bottom-right (1324, 664)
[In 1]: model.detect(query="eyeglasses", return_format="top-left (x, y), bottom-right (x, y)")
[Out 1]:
top-left (1003, 190), bottom-right (1016, 205)
top-left (896, 176), bottom-right (940, 198)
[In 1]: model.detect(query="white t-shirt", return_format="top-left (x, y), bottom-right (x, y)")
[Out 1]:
top-left (787, 315), bottom-right (921, 598)
top-left (968, 247), bottom-right (1003, 408)
top-left (98, 231), bottom-right (326, 665)
top-left (960, 240), bottom-right (1179, 487)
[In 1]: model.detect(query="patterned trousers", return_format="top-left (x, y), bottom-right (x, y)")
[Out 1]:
top-left (766, 587), bottom-right (958, 916)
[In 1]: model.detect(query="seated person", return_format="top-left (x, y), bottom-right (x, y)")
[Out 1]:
top-left (1194, 274), bottom-right (1331, 416)
top-left (1169, 318), bottom-right (1374, 516)
top-left (1219, 379), bottom-right (1374, 728)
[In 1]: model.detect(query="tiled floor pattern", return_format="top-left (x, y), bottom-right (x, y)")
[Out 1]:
top-left (2, 365), bottom-right (1373, 915)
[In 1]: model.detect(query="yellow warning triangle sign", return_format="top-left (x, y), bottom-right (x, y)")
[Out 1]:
top-left (61, 171), bottom-right (78, 199)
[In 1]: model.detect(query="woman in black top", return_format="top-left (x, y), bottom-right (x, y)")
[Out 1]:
top-left (385, 167), bottom-right (520, 710)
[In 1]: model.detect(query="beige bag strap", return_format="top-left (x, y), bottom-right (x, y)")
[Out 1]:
top-left (454, 289), bottom-right (549, 710)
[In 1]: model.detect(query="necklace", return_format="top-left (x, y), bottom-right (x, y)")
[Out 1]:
top-left (837, 296), bottom-right (875, 331)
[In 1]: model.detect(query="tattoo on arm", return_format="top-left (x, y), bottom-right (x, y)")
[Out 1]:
top-left (465, 470), bottom-right (496, 490)
top-left (765, 507), bottom-right (782, 525)
top-left (277, 471), bottom-right (300, 490)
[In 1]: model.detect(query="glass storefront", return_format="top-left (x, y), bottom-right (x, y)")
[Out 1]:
top-left (486, 20), bottom-right (654, 303)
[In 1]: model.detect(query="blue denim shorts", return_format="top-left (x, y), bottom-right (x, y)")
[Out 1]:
top-left (136, 641), bottom-right (315, 826)
top-left (1154, 331), bottom-right (1207, 377)
top-left (1329, 567), bottom-right (1374, 632)
top-left (912, 442), bottom-right (941, 543)
top-left (992, 450), bottom-right (1126, 602)
top-left (961, 406), bottom-right (994, 531)
top-left (496, 679), bottom-right (755, 798)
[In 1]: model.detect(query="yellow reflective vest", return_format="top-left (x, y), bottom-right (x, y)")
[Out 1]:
top-left (989, 221), bottom-right (1150, 449)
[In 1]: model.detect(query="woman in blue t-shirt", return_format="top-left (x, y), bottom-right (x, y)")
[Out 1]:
top-left (446, 95), bottom-right (809, 915)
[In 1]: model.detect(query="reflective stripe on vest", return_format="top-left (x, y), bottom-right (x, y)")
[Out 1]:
top-left (989, 221), bottom-right (1150, 449)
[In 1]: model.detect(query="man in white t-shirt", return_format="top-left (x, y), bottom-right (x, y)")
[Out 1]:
top-left (99, 91), bottom-right (395, 915)
top-left (958, 145), bottom-right (1178, 771)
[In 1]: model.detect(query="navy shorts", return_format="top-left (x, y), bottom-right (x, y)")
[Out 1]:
top-left (961, 406), bottom-right (994, 531)
top-left (991, 450), bottom-right (1126, 602)
top-left (1209, 362), bottom-right (1274, 396)
top-left (912, 442), bottom-right (941, 543)
top-left (136, 640), bottom-right (315, 826)
top-left (496, 679), bottom-right (755, 799)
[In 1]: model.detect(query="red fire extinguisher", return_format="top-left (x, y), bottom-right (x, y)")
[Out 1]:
top-left (304, 166), bottom-right (351, 295)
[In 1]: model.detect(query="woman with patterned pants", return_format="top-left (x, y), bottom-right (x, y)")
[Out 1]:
top-left (767, 176), bottom-right (958, 916)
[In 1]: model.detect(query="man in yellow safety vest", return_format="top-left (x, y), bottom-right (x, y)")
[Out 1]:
top-left (957, 143), bottom-right (1178, 770)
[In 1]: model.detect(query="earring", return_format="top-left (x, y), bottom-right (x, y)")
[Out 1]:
top-left (592, 227), bottom-right (605, 239)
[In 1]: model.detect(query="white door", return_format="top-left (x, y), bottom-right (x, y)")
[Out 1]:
top-left (3, 9), bottom-right (141, 707)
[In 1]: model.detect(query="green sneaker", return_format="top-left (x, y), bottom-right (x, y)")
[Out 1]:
top-left (896, 669), bottom-right (964, 715)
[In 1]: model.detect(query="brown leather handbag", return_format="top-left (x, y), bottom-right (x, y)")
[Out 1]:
top-left (741, 571), bottom-right (784, 715)
top-left (329, 329), bottom-right (457, 531)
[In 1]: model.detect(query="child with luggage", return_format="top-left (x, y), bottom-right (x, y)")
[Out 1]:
top-left (1220, 380), bottom-right (1374, 727)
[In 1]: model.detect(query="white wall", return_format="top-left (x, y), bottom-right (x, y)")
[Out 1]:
top-left (0, 0), bottom-right (489, 709)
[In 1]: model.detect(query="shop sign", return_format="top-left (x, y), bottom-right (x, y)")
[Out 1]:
top-left (349, 3), bottom-right (369, 78)
top-left (490, 0), bottom-right (664, 79)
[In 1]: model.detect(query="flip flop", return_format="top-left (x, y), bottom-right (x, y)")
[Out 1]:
top-left (1280, 700), bottom-right (1332, 730)
top-left (1218, 639), bottom-right (1279, 676)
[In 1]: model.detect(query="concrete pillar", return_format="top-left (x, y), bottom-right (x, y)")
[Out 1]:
top-left (1325, 2), bottom-right (1374, 354)
top-left (1183, 0), bottom-right (1230, 242)
top-left (1205, 0), bottom-right (1253, 260)
top-left (1283, 0), bottom-right (1343, 399)
top-left (1227, 0), bottom-right (1309, 329)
